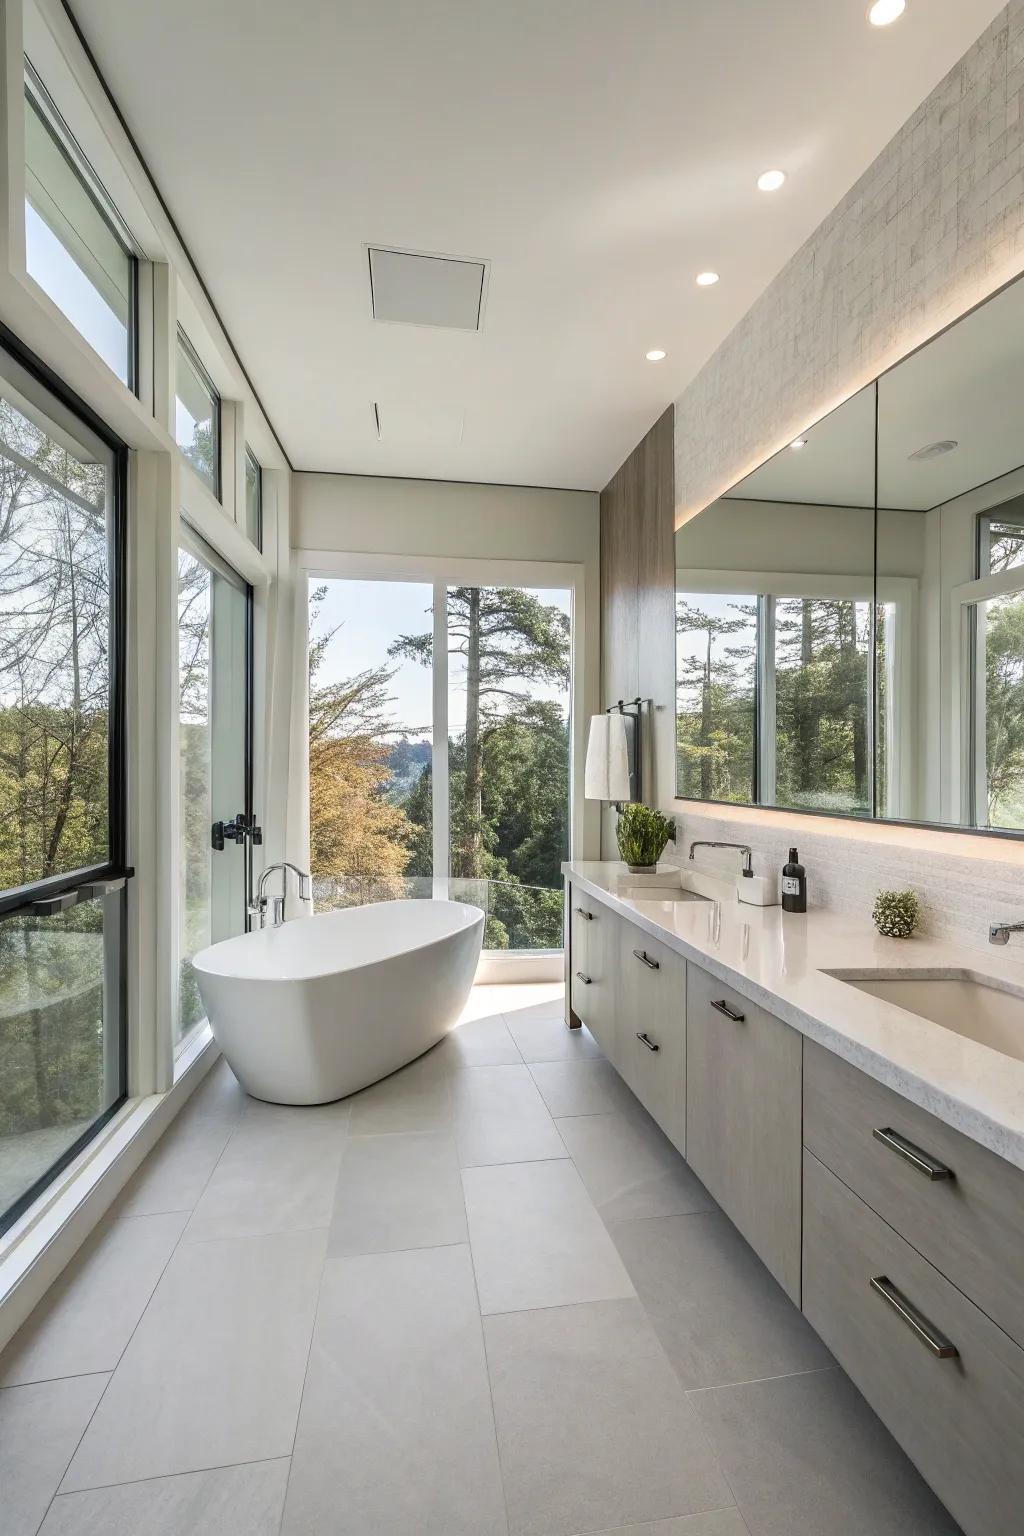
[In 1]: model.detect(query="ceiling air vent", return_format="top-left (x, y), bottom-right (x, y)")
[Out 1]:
top-left (368, 246), bottom-right (487, 331)
top-left (908, 439), bottom-right (958, 462)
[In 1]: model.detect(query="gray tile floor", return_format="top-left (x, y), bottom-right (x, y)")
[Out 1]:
top-left (0, 982), bottom-right (961, 1536)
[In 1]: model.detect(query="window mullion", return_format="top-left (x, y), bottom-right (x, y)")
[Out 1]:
top-left (431, 580), bottom-right (449, 900)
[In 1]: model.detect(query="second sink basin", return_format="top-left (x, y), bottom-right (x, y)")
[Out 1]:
top-left (832, 969), bottom-right (1024, 1063)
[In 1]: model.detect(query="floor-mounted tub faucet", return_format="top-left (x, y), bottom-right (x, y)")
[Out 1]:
top-left (250, 862), bottom-right (312, 928)
top-left (688, 840), bottom-right (754, 878)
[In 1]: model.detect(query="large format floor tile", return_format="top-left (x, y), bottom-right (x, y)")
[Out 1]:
top-left (505, 1015), bottom-right (602, 1063)
top-left (690, 1367), bottom-right (961, 1535)
top-left (178, 1057), bottom-right (250, 1124)
top-left (437, 1012), bottom-right (523, 1067)
top-left (0, 1211), bottom-right (187, 1386)
top-left (184, 1099), bottom-right (347, 1243)
top-left (484, 1298), bottom-right (732, 1536)
top-left (328, 1130), bottom-right (467, 1255)
top-left (453, 1064), bottom-right (567, 1167)
top-left (474, 983), bottom-right (564, 1023)
top-left (0, 1373), bottom-right (108, 1536)
top-left (111, 1116), bottom-right (235, 1218)
top-left (282, 1245), bottom-right (507, 1536)
top-left (346, 1049), bottom-right (452, 1134)
top-left (462, 1159), bottom-right (634, 1314)
top-left (611, 1211), bottom-right (832, 1390)
top-left (62, 1227), bottom-right (327, 1491)
top-left (581, 1516), bottom-right (750, 1536)
top-left (39, 1458), bottom-right (290, 1536)
top-left (528, 1058), bottom-right (639, 1117)
top-left (557, 1111), bottom-right (714, 1222)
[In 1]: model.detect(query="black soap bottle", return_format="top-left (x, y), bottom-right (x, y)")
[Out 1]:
top-left (781, 848), bottom-right (807, 913)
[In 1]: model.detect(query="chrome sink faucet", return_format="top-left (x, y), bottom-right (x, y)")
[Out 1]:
top-left (989, 919), bottom-right (1024, 946)
top-left (250, 862), bottom-right (312, 929)
top-left (688, 839), bottom-right (754, 879)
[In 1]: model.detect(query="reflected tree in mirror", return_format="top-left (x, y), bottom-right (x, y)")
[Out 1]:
top-left (675, 595), bottom-right (756, 802)
top-left (774, 598), bottom-right (871, 815)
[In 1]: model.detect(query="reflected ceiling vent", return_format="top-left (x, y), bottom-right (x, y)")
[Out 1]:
top-left (908, 439), bottom-right (958, 461)
top-left (368, 245), bottom-right (487, 330)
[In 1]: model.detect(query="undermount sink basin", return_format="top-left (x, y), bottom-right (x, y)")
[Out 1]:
top-left (833, 970), bottom-right (1024, 1064)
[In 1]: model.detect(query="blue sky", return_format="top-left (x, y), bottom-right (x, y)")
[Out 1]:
top-left (310, 577), bottom-right (572, 738)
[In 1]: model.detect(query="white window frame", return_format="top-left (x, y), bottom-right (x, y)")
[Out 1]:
top-left (299, 550), bottom-right (586, 953)
top-left (950, 562), bottom-right (1024, 829)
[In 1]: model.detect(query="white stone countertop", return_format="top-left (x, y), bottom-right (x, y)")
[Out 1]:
top-left (563, 859), bottom-right (1024, 1172)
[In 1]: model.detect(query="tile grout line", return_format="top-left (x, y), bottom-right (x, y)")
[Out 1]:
top-left (41, 1452), bottom-right (292, 1507)
top-left (685, 1363), bottom-right (840, 1397)
top-left (27, 1095), bottom-right (248, 1534)
top-left (273, 1129), bottom-right (349, 1536)
top-left (458, 1174), bottom-right (514, 1536)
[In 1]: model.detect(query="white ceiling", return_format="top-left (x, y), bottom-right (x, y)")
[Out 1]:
top-left (72, 0), bottom-right (1003, 489)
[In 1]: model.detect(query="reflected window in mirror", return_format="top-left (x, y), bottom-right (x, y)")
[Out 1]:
top-left (675, 383), bottom-right (877, 819)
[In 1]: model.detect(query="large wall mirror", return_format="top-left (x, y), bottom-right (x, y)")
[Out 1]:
top-left (675, 271), bottom-right (1024, 837)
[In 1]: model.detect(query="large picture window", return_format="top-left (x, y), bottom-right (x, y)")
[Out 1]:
top-left (307, 575), bottom-right (572, 951)
top-left (0, 335), bottom-right (127, 1235)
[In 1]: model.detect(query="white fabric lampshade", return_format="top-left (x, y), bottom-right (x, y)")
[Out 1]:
top-left (584, 712), bottom-right (631, 801)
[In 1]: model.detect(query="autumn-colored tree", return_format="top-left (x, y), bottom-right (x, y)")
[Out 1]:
top-left (307, 588), bottom-right (416, 905)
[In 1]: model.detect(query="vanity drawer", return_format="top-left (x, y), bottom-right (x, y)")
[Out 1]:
top-left (568, 894), bottom-right (617, 1058)
top-left (615, 926), bottom-right (686, 1152)
top-left (686, 962), bottom-right (802, 1301)
top-left (804, 1039), bottom-right (1024, 1348)
top-left (803, 1150), bottom-right (1024, 1536)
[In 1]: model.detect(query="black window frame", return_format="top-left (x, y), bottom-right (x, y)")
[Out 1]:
top-left (0, 318), bottom-right (130, 1236)
top-left (23, 61), bottom-right (140, 396)
top-left (175, 326), bottom-right (222, 501)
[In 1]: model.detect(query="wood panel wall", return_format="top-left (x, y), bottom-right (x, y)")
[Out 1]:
top-left (599, 404), bottom-right (675, 856)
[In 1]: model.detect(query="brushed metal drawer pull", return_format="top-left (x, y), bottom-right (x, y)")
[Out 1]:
top-left (636, 1031), bottom-right (660, 1052)
top-left (632, 948), bottom-right (660, 970)
top-left (711, 998), bottom-right (745, 1023)
top-left (872, 1127), bottom-right (954, 1182)
top-left (574, 906), bottom-right (594, 921)
top-left (869, 1276), bottom-right (959, 1359)
top-left (575, 970), bottom-right (592, 985)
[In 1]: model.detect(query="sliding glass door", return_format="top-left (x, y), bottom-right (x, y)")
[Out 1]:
top-left (306, 576), bottom-right (572, 951)
top-left (0, 338), bottom-right (127, 1234)
top-left (176, 533), bottom-right (250, 1043)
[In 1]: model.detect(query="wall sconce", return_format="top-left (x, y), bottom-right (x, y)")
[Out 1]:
top-left (584, 698), bottom-right (649, 810)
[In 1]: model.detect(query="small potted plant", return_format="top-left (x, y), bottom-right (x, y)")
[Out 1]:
top-left (616, 804), bottom-right (675, 873)
top-left (872, 889), bottom-right (920, 939)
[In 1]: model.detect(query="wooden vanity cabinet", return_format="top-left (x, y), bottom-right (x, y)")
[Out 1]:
top-left (685, 960), bottom-right (803, 1302)
top-left (612, 923), bottom-right (686, 1154)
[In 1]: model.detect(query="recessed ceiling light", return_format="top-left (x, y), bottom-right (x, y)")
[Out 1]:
top-left (757, 169), bottom-right (786, 193)
top-left (908, 439), bottom-right (957, 461)
top-left (868, 0), bottom-right (906, 26)
top-left (789, 438), bottom-right (808, 450)
top-left (696, 271), bottom-right (720, 287)
top-left (645, 348), bottom-right (667, 362)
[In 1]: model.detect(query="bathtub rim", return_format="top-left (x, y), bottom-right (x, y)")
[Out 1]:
top-left (192, 897), bottom-right (485, 982)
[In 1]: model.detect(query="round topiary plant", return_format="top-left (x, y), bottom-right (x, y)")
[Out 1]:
top-left (872, 888), bottom-right (920, 939)
top-left (616, 804), bottom-right (675, 872)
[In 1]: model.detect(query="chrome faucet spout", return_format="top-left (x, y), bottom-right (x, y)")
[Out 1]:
top-left (688, 839), bottom-right (754, 878)
top-left (251, 861), bottom-right (313, 928)
top-left (990, 919), bottom-right (1024, 946)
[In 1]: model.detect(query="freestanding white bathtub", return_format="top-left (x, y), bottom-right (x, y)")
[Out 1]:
top-left (192, 900), bottom-right (484, 1104)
